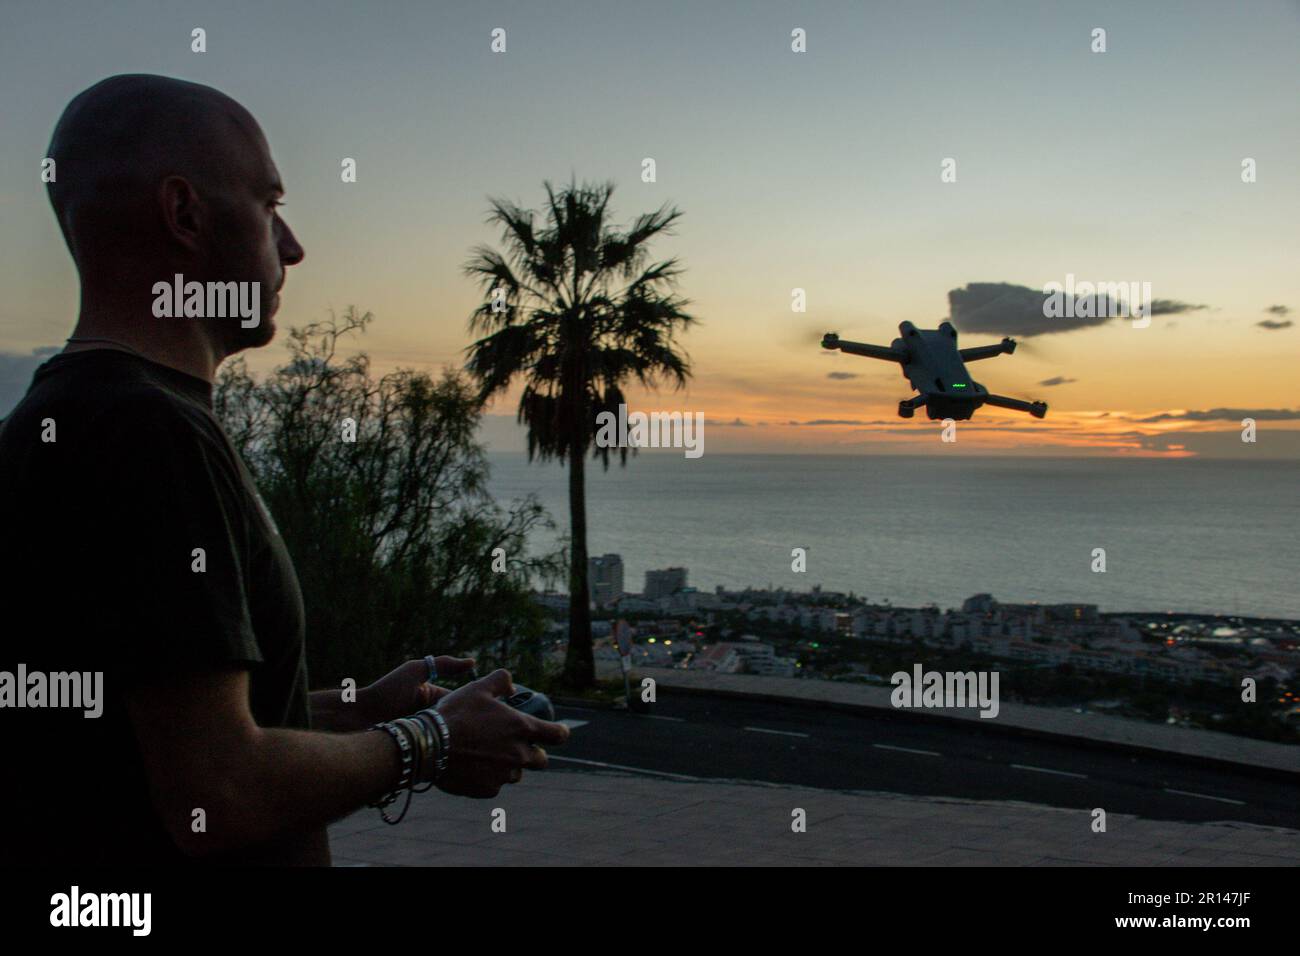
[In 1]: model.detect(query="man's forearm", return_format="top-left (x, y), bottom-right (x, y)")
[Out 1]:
top-left (309, 688), bottom-right (375, 732)
top-left (185, 725), bottom-right (401, 856)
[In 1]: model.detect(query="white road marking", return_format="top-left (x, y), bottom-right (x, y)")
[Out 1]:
top-left (644, 714), bottom-right (685, 722)
top-left (743, 726), bottom-right (810, 738)
top-left (1164, 788), bottom-right (1246, 806)
top-left (546, 754), bottom-right (703, 781)
top-left (1011, 764), bottom-right (1088, 779)
top-left (558, 719), bottom-right (589, 730)
top-left (873, 743), bottom-right (941, 757)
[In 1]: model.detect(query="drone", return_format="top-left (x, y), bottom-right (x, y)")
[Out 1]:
top-left (822, 321), bottom-right (1047, 421)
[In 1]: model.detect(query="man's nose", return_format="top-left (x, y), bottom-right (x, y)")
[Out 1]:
top-left (277, 218), bottom-right (305, 266)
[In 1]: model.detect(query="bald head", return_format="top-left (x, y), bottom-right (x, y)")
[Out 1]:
top-left (48, 74), bottom-right (303, 358)
top-left (49, 75), bottom-right (265, 255)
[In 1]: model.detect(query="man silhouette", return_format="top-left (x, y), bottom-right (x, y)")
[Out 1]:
top-left (0, 75), bottom-right (566, 865)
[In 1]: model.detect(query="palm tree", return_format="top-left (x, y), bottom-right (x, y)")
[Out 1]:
top-left (464, 180), bottom-right (695, 688)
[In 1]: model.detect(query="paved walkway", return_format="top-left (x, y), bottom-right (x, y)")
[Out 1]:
top-left (328, 768), bottom-right (1300, 866)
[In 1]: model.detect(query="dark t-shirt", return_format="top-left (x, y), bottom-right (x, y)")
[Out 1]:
top-left (0, 348), bottom-right (329, 865)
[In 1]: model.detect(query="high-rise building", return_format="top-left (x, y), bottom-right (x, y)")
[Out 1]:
top-left (962, 594), bottom-right (998, 614)
top-left (644, 567), bottom-right (688, 600)
top-left (588, 554), bottom-right (625, 606)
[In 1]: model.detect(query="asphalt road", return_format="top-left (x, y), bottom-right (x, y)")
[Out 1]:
top-left (550, 694), bottom-right (1299, 829)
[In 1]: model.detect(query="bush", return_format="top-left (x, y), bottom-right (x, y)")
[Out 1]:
top-left (214, 307), bottom-right (564, 687)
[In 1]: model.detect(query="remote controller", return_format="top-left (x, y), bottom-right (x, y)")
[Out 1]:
top-left (501, 686), bottom-right (555, 721)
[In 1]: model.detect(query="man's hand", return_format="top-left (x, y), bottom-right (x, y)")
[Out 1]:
top-left (432, 669), bottom-right (570, 798)
top-left (361, 656), bottom-right (476, 725)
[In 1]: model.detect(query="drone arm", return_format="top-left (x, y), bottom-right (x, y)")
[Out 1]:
top-left (983, 394), bottom-right (1047, 419)
top-left (827, 337), bottom-right (907, 362)
top-left (959, 338), bottom-right (1017, 362)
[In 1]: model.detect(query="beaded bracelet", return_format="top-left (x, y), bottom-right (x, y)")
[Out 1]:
top-left (426, 708), bottom-right (451, 777)
top-left (371, 720), bottom-right (418, 824)
top-left (410, 711), bottom-right (441, 793)
top-left (370, 709), bottom-right (453, 824)
top-left (395, 717), bottom-right (426, 774)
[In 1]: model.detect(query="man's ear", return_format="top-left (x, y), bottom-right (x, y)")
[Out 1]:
top-left (158, 175), bottom-right (205, 252)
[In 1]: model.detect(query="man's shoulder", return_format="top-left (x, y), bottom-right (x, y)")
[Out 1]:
top-left (30, 362), bottom-right (242, 493)
top-left (4, 351), bottom-right (215, 439)
top-left (0, 367), bottom-right (182, 475)
top-left (94, 390), bottom-right (245, 500)
top-left (94, 381), bottom-right (216, 436)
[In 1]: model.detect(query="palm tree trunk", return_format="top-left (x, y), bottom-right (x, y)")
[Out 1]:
top-left (562, 444), bottom-right (595, 688)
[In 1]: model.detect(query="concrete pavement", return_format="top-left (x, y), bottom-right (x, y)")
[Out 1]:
top-left (327, 768), bottom-right (1300, 866)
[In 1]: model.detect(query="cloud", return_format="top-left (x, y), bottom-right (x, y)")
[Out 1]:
top-left (714, 417), bottom-right (750, 427)
top-left (1257, 319), bottom-right (1293, 330)
top-left (0, 348), bottom-right (60, 418)
top-left (1134, 407), bottom-right (1300, 423)
top-left (1132, 428), bottom-right (1300, 459)
top-left (826, 371), bottom-right (859, 381)
top-left (1265, 305), bottom-right (1291, 316)
top-left (947, 282), bottom-right (1209, 338)
top-left (948, 283), bottom-right (1071, 337)
top-left (1148, 299), bottom-right (1207, 316)
top-left (1038, 376), bottom-right (1077, 387)
top-left (790, 418), bottom-right (892, 426)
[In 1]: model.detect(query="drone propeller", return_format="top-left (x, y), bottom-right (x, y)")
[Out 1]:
top-left (796, 313), bottom-right (890, 349)
top-left (1008, 336), bottom-right (1050, 360)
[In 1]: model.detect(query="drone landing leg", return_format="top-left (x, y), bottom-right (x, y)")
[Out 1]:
top-left (898, 395), bottom-right (927, 419)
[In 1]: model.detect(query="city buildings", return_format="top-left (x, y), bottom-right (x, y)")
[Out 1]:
top-left (697, 639), bottom-right (798, 678)
top-left (644, 567), bottom-right (688, 600)
top-left (588, 554), bottom-right (625, 607)
top-left (539, 577), bottom-right (1296, 695)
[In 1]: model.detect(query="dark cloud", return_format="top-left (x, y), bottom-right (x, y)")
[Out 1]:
top-left (1133, 434), bottom-right (1193, 453)
top-left (1134, 408), bottom-right (1300, 423)
top-left (1257, 319), bottom-right (1293, 330)
top-left (792, 419), bottom-right (888, 426)
top-left (948, 283), bottom-right (1071, 337)
top-left (1265, 305), bottom-right (1291, 317)
top-left (1038, 376), bottom-right (1077, 387)
top-left (1148, 299), bottom-right (1207, 315)
top-left (947, 282), bottom-right (1209, 338)
top-left (826, 371), bottom-right (859, 381)
top-left (1133, 428), bottom-right (1300, 459)
top-left (0, 348), bottom-right (59, 419)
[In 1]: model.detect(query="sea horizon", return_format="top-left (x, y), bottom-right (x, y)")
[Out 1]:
top-left (485, 450), bottom-right (1300, 620)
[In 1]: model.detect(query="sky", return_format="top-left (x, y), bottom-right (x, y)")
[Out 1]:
top-left (1, 0), bottom-right (1297, 457)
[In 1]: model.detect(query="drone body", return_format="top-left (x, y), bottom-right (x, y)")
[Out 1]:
top-left (822, 321), bottom-right (1047, 421)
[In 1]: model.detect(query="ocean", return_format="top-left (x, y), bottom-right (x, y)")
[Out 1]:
top-left (484, 452), bottom-right (1300, 620)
